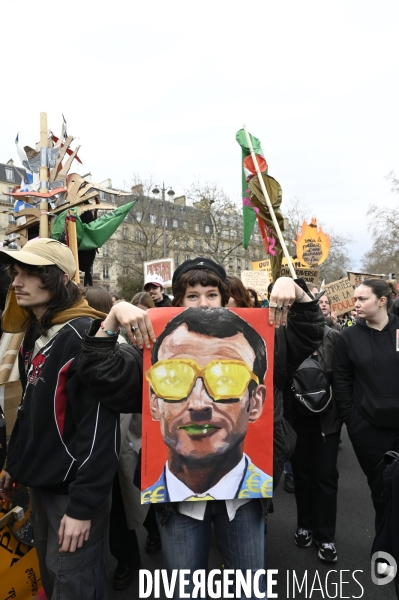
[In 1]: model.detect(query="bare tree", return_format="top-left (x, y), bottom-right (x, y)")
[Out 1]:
top-left (184, 182), bottom-right (244, 266)
top-left (361, 203), bottom-right (399, 276)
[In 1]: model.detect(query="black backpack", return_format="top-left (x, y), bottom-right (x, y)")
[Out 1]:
top-left (291, 327), bottom-right (332, 415)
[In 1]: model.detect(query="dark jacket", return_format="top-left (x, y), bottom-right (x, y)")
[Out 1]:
top-left (284, 327), bottom-right (343, 436)
top-left (79, 281), bottom-right (324, 523)
top-left (6, 317), bottom-right (141, 521)
top-left (156, 294), bottom-right (172, 308)
top-left (333, 314), bottom-right (399, 425)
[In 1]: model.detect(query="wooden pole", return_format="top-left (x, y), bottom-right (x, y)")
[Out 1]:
top-left (66, 211), bottom-right (80, 284)
top-left (39, 112), bottom-right (49, 238)
top-left (243, 124), bottom-right (297, 279)
top-left (0, 333), bottom-right (24, 384)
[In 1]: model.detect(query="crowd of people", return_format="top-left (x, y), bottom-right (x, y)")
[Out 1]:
top-left (0, 239), bottom-right (398, 599)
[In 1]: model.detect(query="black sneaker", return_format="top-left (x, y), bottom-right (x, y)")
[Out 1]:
top-left (113, 562), bottom-right (140, 591)
top-left (294, 528), bottom-right (312, 548)
top-left (317, 542), bottom-right (337, 562)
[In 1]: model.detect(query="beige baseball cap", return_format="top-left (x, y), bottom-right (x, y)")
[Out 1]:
top-left (0, 238), bottom-right (76, 278)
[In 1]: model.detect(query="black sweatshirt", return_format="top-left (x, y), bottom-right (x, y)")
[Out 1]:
top-left (6, 317), bottom-right (142, 520)
top-left (332, 314), bottom-right (399, 425)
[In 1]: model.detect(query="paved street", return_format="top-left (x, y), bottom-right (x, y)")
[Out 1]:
top-left (109, 426), bottom-right (397, 599)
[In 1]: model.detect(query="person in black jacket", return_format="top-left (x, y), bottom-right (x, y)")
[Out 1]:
top-left (333, 278), bottom-right (399, 532)
top-left (77, 257), bottom-right (324, 599)
top-left (144, 274), bottom-right (172, 307)
top-left (285, 323), bottom-right (342, 562)
top-left (0, 239), bottom-right (142, 600)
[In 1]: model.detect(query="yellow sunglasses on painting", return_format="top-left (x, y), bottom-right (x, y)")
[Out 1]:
top-left (146, 359), bottom-right (259, 402)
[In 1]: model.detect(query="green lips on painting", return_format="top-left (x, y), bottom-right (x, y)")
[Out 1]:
top-left (177, 424), bottom-right (219, 435)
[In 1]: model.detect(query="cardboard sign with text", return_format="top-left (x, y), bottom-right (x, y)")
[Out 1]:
top-left (143, 258), bottom-right (175, 288)
top-left (347, 271), bottom-right (383, 288)
top-left (280, 258), bottom-right (320, 286)
top-left (241, 270), bottom-right (270, 295)
top-left (251, 260), bottom-right (273, 282)
top-left (322, 277), bottom-right (355, 316)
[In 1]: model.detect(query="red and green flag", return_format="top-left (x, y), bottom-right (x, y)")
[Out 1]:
top-left (235, 129), bottom-right (268, 248)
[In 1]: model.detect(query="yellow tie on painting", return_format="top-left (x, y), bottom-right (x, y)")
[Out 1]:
top-left (184, 495), bottom-right (216, 501)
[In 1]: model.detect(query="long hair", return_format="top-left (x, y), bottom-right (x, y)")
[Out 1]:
top-left (85, 286), bottom-right (113, 313)
top-left (8, 261), bottom-right (82, 334)
top-left (246, 287), bottom-right (261, 308)
top-left (225, 276), bottom-right (252, 308)
top-left (172, 269), bottom-right (230, 307)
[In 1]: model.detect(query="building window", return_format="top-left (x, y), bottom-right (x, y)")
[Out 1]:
top-left (237, 258), bottom-right (241, 269)
top-left (229, 258), bottom-right (233, 270)
top-left (103, 265), bottom-right (109, 279)
top-left (174, 253), bottom-right (179, 266)
top-left (99, 190), bottom-right (105, 200)
top-left (103, 244), bottom-right (109, 257)
top-left (246, 260), bottom-right (249, 270)
top-left (185, 254), bottom-right (190, 261)
top-left (123, 266), bottom-right (129, 275)
top-left (136, 230), bottom-right (143, 242)
top-left (150, 233), bottom-right (156, 244)
top-left (122, 227), bottom-right (128, 239)
top-left (182, 220), bottom-right (188, 229)
top-left (5, 168), bottom-right (14, 182)
top-left (150, 214), bottom-right (156, 225)
top-left (194, 240), bottom-right (201, 252)
top-left (135, 211), bottom-right (142, 222)
top-left (204, 225), bottom-right (210, 234)
top-left (172, 219), bottom-right (178, 228)
top-left (195, 223), bottom-right (199, 232)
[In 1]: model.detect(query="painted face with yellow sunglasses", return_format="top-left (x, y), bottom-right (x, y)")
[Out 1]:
top-left (149, 322), bottom-right (266, 469)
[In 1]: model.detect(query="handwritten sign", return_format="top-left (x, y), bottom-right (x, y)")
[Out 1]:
top-left (295, 219), bottom-right (330, 266)
top-left (143, 258), bottom-right (174, 288)
top-left (347, 271), bottom-right (383, 287)
top-left (280, 258), bottom-right (320, 286)
top-left (322, 277), bottom-right (355, 316)
top-left (251, 260), bottom-right (273, 282)
top-left (241, 271), bottom-right (270, 295)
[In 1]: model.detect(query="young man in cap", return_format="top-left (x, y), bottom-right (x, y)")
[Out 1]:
top-left (0, 238), bottom-right (142, 599)
top-left (144, 273), bottom-right (172, 307)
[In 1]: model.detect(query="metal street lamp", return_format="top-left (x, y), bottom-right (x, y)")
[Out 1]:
top-left (152, 183), bottom-right (175, 257)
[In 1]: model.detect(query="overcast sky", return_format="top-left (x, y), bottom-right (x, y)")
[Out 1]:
top-left (2, 0), bottom-right (398, 269)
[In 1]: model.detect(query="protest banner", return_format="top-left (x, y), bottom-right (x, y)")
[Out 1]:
top-left (322, 277), bottom-right (355, 316)
top-left (141, 307), bottom-right (274, 504)
top-left (241, 270), bottom-right (270, 295)
top-left (280, 258), bottom-right (320, 286)
top-left (251, 259), bottom-right (273, 282)
top-left (143, 258), bottom-right (174, 287)
top-left (347, 271), bottom-right (384, 287)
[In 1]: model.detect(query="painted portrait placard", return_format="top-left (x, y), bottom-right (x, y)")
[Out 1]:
top-left (141, 307), bottom-right (274, 504)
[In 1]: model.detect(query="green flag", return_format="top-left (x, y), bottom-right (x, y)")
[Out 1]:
top-left (235, 129), bottom-right (268, 248)
top-left (50, 201), bottom-right (135, 250)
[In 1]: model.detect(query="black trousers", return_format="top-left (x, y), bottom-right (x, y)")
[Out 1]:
top-left (291, 415), bottom-right (341, 543)
top-left (109, 473), bottom-right (159, 568)
top-left (347, 407), bottom-right (399, 532)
